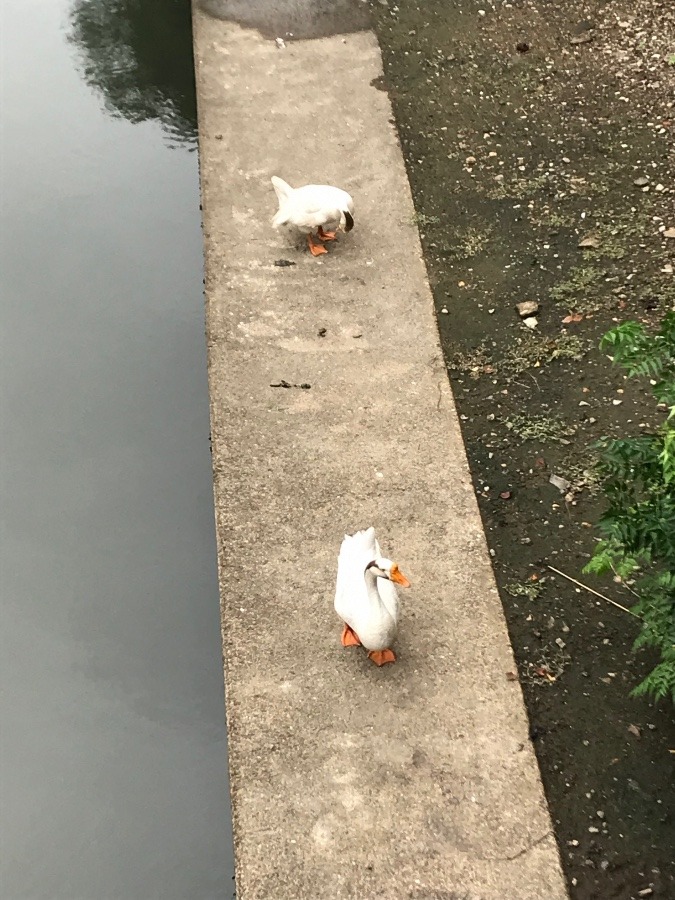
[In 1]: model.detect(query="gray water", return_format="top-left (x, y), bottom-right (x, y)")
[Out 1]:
top-left (0, 1), bottom-right (235, 897)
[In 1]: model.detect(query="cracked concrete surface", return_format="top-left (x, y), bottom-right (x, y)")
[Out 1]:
top-left (193, 5), bottom-right (568, 898)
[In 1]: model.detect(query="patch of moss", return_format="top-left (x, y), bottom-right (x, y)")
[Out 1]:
top-left (505, 412), bottom-right (576, 443)
top-left (530, 206), bottom-right (577, 229)
top-left (500, 331), bottom-right (588, 377)
top-left (453, 224), bottom-right (493, 258)
top-left (505, 580), bottom-right (543, 601)
top-left (549, 266), bottom-right (609, 313)
top-left (411, 211), bottom-right (441, 228)
top-left (550, 265), bottom-right (603, 302)
top-left (486, 171), bottom-right (555, 200)
top-left (446, 341), bottom-right (493, 377)
top-left (634, 279), bottom-right (675, 313)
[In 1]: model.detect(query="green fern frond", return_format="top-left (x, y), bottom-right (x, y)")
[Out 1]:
top-left (589, 313), bottom-right (675, 704)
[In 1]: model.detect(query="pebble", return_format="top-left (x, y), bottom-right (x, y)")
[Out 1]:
top-left (612, 399), bottom-right (623, 406)
top-left (523, 316), bottom-right (538, 329)
top-left (588, 826), bottom-right (599, 833)
top-left (633, 175), bottom-right (649, 187)
top-left (516, 300), bottom-right (540, 317)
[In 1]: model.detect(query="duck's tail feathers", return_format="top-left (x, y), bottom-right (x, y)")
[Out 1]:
top-left (271, 176), bottom-right (294, 227)
top-left (341, 527), bottom-right (377, 554)
top-left (271, 175), bottom-right (293, 205)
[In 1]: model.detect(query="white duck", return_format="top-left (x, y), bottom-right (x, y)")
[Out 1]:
top-left (334, 527), bottom-right (411, 666)
top-left (271, 176), bottom-right (355, 257)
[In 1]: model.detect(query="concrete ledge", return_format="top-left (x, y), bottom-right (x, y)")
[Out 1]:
top-left (193, 7), bottom-right (568, 899)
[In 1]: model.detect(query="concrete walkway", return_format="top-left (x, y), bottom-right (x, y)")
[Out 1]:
top-left (193, 4), bottom-right (568, 898)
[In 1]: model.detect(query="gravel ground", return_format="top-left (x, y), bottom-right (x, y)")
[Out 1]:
top-left (370, 1), bottom-right (675, 897)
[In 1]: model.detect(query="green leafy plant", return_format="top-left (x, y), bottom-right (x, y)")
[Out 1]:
top-left (584, 312), bottom-right (675, 703)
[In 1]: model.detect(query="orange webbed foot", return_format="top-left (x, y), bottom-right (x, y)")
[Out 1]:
top-left (307, 234), bottom-right (328, 256)
top-left (318, 227), bottom-right (337, 241)
top-left (368, 649), bottom-right (396, 666)
top-left (341, 624), bottom-right (362, 647)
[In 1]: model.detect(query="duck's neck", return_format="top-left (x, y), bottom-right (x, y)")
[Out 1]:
top-left (364, 568), bottom-right (385, 609)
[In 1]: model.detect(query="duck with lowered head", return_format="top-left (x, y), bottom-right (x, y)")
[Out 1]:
top-left (334, 527), bottom-right (411, 666)
top-left (271, 176), bottom-right (354, 257)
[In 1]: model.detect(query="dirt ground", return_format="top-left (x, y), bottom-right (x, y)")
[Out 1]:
top-left (370, 1), bottom-right (675, 897)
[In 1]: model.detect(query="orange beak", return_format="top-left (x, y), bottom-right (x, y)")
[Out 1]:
top-left (390, 565), bottom-right (411, 588)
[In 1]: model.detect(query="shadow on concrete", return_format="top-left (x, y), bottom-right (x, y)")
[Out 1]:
top-left (199, 0), bottom-right (371, 40)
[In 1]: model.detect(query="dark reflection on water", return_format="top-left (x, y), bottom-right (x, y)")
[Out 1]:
top-left (69, 0), bottom-right (198, 146)
top-left (1, 0), bottom-right (234, 897)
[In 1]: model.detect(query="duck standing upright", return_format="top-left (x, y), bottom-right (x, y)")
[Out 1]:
top-left (271, 176), bottom-right (355, 256)
top-left (334, 527), bottom-right (411, 666)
